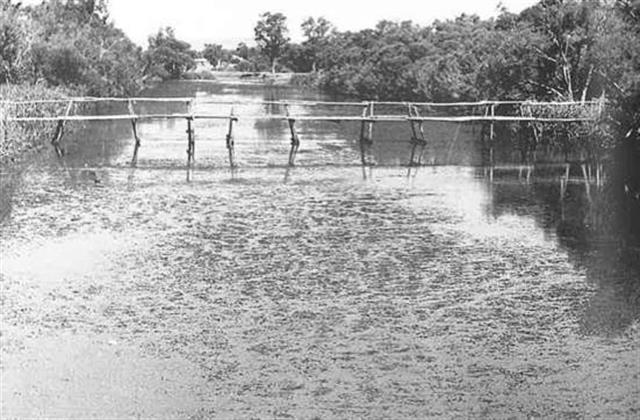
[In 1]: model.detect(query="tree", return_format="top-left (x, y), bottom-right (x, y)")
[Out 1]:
top-left (144, 27), bottom-right (195, 80)
top-left (254, 12), bottom-right (289, 73)
top-left (0, 0), bottom-right (144, 94)
top-left (32, 43), bottom-right (85, 86)
top-left (280, 43), bottom-right (314, 72)
top-left (235, 42), bottom-right (250, 60)
top-left (202, 43), bottom-right (227, 68)
top-left (0, 1), bottom-right (25, 83)
top-left (301, 16), bottom-right (334, 71)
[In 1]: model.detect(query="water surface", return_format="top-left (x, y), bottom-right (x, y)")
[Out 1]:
top-left (1, 81), bottom-right (638, 418)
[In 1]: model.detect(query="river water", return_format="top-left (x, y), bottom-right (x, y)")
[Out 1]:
top-left (1, 81), bottom-right (638, 418)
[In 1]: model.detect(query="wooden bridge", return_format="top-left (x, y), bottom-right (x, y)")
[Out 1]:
top-left (1, 97), bottom-right (603, 168)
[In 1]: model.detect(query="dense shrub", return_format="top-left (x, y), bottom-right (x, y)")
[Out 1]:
top-left (1, 0), bottom-right (144, 96)
top-left (0, 83), bottom-right (76, 165)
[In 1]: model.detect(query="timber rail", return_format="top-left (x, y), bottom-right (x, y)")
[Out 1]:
top-left (0, 97), bottom-right (604, 167)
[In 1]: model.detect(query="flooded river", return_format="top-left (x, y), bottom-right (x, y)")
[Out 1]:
top-left (1, 81), bottom-right (638, 418)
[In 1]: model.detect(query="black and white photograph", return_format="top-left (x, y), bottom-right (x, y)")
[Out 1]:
top-left (1, 0), bottom-right (639, 418)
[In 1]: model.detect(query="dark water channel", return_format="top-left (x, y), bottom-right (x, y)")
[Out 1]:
top-left (1, 81), bottom-right (638, 418)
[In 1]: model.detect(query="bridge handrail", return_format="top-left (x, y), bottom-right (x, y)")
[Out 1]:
top-left (0, 97), bottom-right (604, 107)
top-left (5, 114), bottom-right (597, 123)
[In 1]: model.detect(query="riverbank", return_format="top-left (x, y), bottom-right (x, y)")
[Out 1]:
top-left (178, 71), bottom-right (318, 87)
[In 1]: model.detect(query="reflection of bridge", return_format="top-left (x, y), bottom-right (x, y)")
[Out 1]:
top-left (1, 97), bottom-right (603, 168)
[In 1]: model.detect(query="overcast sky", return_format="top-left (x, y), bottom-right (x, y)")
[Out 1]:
top-left (28, 0), bottom-right (541, 49)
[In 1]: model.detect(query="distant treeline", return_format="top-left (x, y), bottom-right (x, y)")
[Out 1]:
top-left (207, 2), bottom-right (640, 154)
top-left (201, 2), bottom-right (639, 105)
top-left (201, 2), bottom-right (639, 144)
top-left (2, 1), bottom-right (638, 106)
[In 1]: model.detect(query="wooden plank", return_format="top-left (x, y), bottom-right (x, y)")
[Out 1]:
top-left (7, 114), bottom-right (233, 122)
top-left (0, 97), bottom-right (194, 105)
top-left (6, 114), bottom-right (596, 123)
top-left (1, 97), bottom-right (603, 108)
top-left (373, 100), bottom-right (602, 107)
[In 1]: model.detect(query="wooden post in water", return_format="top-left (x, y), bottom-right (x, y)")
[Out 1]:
top-left (186, 100), bottom-right (195, 165)
top-left (368, 102), bottom-right (374, 142)
top-left (226, 107), bottom-right (237, 168)
top-left (359, 102), bottom-right (374, 166)
top-left (523, 102), bottom-right (540, 162)
top-left (186, 117), bottom-right (195, 166)
top-left (51, 100), bottom-right (74, 157)
top-left (407, 104), bottom-right (427, 166)
top-left (359, 104), bottom-right (368, 166)
top-left (285, 104), bottom-right (300, 166)
top-left (51, 120), bottom-right (65, 158)
top-left (128, 100), bottom-right (142, 165)
top-left (489, 103), bottom-right (495, 167)
top-left (479, 104), bottom-right (495, 181)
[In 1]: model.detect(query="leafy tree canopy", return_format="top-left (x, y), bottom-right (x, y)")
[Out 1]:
top-left (254, 12), bottom-right (289, 73)
top-left (145, 27), bottom-right (196, 80)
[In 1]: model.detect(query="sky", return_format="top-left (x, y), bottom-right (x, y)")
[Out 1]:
top-left (27, 0), bottom-right (541, 49)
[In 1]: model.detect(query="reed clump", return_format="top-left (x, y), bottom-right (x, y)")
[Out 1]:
top-left (0, 84), bottom-right (75, 167)
top-left (520, 100), bottom-right (613, 162)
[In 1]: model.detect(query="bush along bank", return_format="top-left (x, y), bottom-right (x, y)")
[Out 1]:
top-left (0, 84), bottom-right (77, 167)
top-left (1, 0), bottom-right (145, 168)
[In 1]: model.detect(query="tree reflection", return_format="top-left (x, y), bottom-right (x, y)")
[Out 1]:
top-left (484, 169), bottom-right (640, 335)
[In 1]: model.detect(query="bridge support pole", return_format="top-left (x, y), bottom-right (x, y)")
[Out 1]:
top-left (359, 102), bottom-right (374, 166)
top-left (130, 119), bottom-right (141, 165)
top-left (489, 104), bottom-right (495, 166)
top-left (51, 119), bottom-right (65, 158)
top-left (407, 105), bottom-right (427, 166)
top-left (284, 104), bottom-right (300, 166)
top-left (128, 100), bottom-right (142, 166)
top-left (521, 102), bottom-right (539, 164)
top-left (479, 104), bottom-right (496, 181)
top-left (186, 117), bottom-right (195, 166)
top-left (287, 118), bottom-right (300, 166)
top-left (50, 100), bottom-right (74, 158)
top-left (226, 109), bottom-right (237, 168)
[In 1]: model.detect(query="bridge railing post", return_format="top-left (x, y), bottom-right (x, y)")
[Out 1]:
top-left (285, 103), bottom-right (300, 166)
top-left (407, 103), bottom-right (427, 166)
top-left (186, 100), bottom-right (195, 165)
top-left (226, 107), bottom-right (237, 168)
top-left (359, 102), bottom-right (375, 166)
top-left (186, 117), bottom-right (195, 166)
top-left (128, 99), bottom-right (142, 165)
top-left (51, 99), bottom-right (74, 158)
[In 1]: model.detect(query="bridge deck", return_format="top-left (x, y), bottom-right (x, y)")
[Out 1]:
top-left (2, 98), bottom-right (601, 123)
top-left (5, 114), bottom-right (595, 123)
top-left (0, 97), bottom-right (604, 168)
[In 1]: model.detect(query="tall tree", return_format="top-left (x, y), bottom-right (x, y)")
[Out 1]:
top-left (144, 27), bottom-right (195, 80)
top-left (1, 0), bottom-right (144, 94)
top-left (0, 0), bottom-right (26, 83)
top-left (202, 43), bottom-right (226, 68)
top-left (301, 16), bottom-right (334, 72)
top-left (254, 12), bottom-right (289, 73)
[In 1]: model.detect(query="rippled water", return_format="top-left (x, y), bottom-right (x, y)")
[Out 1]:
top-left (1, 81), bottom-right (638, 418)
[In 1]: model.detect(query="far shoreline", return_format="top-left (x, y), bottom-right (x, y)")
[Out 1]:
top-left (176, 70), bottom-right (317, 87)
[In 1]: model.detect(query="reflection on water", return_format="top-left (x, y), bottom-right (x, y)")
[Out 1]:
top-left (1, 81), bottom-right (638, 417)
